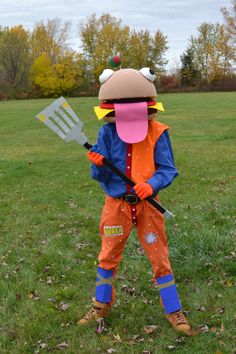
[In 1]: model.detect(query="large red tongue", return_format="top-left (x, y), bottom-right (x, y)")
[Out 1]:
top-left (114, 102), bottom-right (148, 143)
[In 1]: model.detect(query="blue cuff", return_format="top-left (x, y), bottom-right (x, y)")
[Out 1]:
top-left (157, 274), bottom-right (181, 314)
top-left (95, 267), bottom-right (114, 303)
top-left (147, 177), bottom-right (162, 194)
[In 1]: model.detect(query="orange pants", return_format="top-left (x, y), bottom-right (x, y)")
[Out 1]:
top-left (97, 195), bottom-right (172, 301)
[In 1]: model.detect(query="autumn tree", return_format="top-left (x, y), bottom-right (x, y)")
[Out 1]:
top-left (159, 74), bottom-right (179, 92)
top-left (30, 51), bottom-right (85, 97)
top-left (0, 25), bottom-right (32, 94)
top-left (79, 13), bottom-right (130, 84)
top-left (28, 18), bottom-right (84, 97)
top-left (189, 23), bottom-right (215, 84)
top-left (79, 13), bottom-right (168, 85)
top-left (124, 29), bottom-right (168, 74)
top-left (189, 22), bottom-right (235, 84)
top-left (209, 24), bottom-right (235, 81)
top-left (221, 0), bottom-right (236, 50)
top-left (30, 18), bottom-right (71, 62)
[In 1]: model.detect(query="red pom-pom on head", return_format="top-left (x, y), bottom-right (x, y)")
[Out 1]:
top-left (109, 55), bottom-right (121, 68)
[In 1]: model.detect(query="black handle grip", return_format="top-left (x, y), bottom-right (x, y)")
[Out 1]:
top-left (84, 142), bottom-right (93, 150)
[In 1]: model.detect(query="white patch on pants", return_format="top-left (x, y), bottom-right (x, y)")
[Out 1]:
top-left (145, 232), bottom-right (158, 244)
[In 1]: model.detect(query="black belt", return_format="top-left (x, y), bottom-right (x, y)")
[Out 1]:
top-left (122, 193), bottom-right (140, 205)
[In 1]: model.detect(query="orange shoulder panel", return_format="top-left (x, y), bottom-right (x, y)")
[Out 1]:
top-left (131, 120), bottom-right (169, 183)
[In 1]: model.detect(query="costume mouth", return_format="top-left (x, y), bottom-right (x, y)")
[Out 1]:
top-left (94, 98), bottom-right (165, 143)
top-left (94, 98), bottom-right (164, 120)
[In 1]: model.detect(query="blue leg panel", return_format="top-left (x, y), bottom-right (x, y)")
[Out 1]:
top-left (95, 267), bottom-right (114, 303)
top-left (157, 274), bottom-right (181, 314)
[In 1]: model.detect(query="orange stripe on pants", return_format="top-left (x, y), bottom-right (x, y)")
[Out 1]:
top-left (98, 195), bottom-right (172, 302)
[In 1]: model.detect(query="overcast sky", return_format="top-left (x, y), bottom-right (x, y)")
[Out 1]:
top-left (0, 0), bottom-right (232, 68)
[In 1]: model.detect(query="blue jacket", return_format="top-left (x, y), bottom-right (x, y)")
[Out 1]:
top-left (91, 121), bottom-right (178, 198)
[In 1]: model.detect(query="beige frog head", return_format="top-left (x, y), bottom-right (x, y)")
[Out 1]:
top-left (94, 67), bottom-right (164, 144)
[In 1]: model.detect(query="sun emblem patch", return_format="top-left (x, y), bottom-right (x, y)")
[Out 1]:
top-left (145, 232), bottom-right (158, 245)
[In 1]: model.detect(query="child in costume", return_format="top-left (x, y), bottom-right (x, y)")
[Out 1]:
top-left (78, 63), bottom-right (191, 334)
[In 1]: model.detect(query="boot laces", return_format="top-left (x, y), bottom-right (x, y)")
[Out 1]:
top-left (171, 311), bottom-right (187, 325)
top-left (83, 306), bottom-right (100, 321)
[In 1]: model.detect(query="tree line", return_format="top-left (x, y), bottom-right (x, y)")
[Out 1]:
top-left (0, 1), bottom-right (235, 99)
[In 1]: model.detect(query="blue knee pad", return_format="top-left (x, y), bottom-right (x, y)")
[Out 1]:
top-left (95, 267), bottom-right (114, 303)
top-left (157, 274), bottom-right (181, 314)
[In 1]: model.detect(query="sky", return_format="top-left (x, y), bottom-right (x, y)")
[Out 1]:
top-left (0, 0), bottom-right (233, 69)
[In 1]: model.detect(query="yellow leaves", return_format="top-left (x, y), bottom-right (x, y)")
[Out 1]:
top-left (30, 19), bottom-right (70, 60)
top-left (143, 325), bottom-right (158, 334)
top-left (190, 22), bottom-right (235, 83)
top-left (28, 290), bottom-right (40, 301)
top-left (30, 51), bottom-right (84, 97)
top-left (9, 25), bottom-right (29, 41)
top-left (80, 13), bottom-right (168, 81)
top-left (30, 53), bottom-right (51, 79)
top-left (113, 333), bottom-right (122, 343)
top-left (226, 279), bottom-right (233, 288)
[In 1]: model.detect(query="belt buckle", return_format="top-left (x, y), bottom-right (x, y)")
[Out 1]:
top-left (124, 193), bottom-right (139, 205)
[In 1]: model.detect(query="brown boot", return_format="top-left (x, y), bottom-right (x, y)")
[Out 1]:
top-left (165, 310), bottom-right (191, 334)
top-left (77, 299), bottom-right (111, 325)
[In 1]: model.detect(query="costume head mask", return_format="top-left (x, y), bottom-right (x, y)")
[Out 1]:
top-left (94, 57), bottom-right (164, 144)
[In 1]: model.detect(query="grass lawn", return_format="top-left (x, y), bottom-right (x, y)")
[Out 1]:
top-left (0, 92), bottom-right (236, 353)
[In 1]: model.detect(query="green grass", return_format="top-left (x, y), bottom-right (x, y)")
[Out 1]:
top-left (0, 92), bottom-right (236, 354)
